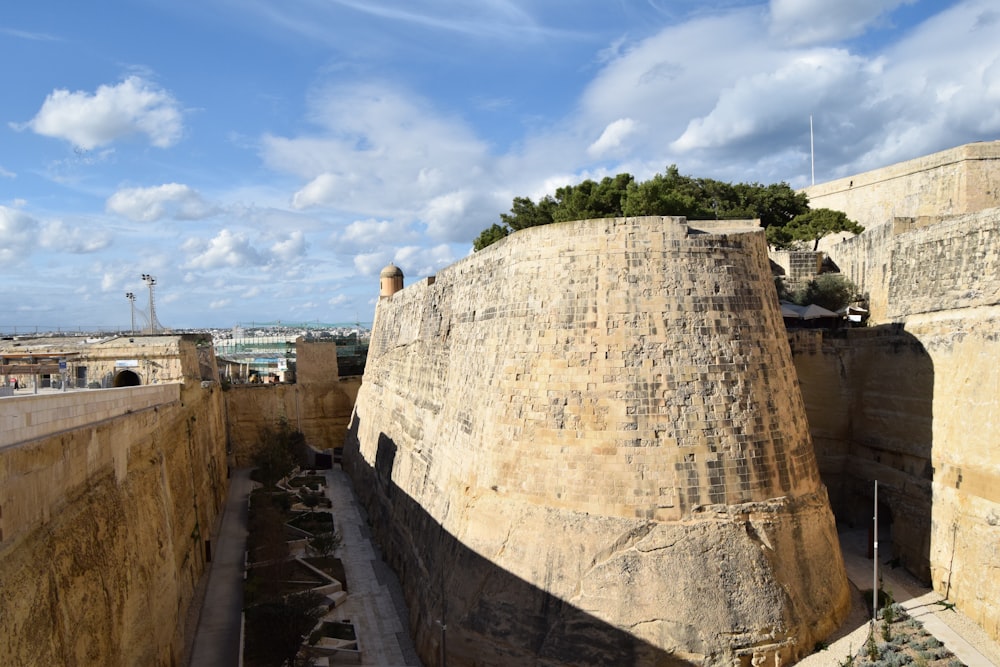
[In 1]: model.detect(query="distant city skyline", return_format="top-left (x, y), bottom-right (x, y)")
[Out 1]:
top-left (2, 0), bottom-right (998, 328)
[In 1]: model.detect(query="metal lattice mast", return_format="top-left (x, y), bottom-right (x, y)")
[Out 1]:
top-left (141, 274), bottom-right (163, 334)
top-left (125, 292), bottom-right (136, 335)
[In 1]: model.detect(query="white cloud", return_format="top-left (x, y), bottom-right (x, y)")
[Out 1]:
top-left (0, 165), bottom-right (14, 178)
top-left (671, 49), bottom-right (871, 153)
top-left (0, 206), bottom-right (36, 263)
top-left (836, 0), bottom-right (1000, 172)
top-left (338, 218), bottom-right (412, 249)
top-left (106, 183), bottom-right (218, 222)
top-left (328, 294), bottom-right (350, 307)
top-left (184, 229), bottom-right (264, 270)
top-left (210, 299), bottom-right (231, 309)
top-left (263, 81), bottom-right (490, 225)
top-left (291, 173), bottom-right (343, 209)
top-left (0, 207), bottom-right (111, 263)
top-left (588, 118), bottom-right (637, 158)
top-left (39, 220), bottom-right (113, 253)
top-left (567, 0), bottom-right (1000, 185)
top-left (353, 251), bottom-right (391, 276)
top-left (769, 0), bottom-right (915, 46)
top-left (270, 230), bottom-right (307, 261)
top-left (22, 76), bottom-right (183, 150)
top-left (420, 190), bottom-right (500, 241)
top-left (393, 243), bottom-right (456, 278)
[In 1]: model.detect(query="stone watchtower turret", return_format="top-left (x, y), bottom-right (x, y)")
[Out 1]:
top-left (379, 263), bottom-right (404, 298)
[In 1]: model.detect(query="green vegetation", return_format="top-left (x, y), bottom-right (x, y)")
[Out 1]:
top-left (837, 595), bottom-right (966, 667)
top-left (250, 418), bottom-right (307, 489)
top-left (474, 165), bottom-right (815, 251)
top-left (779, 273), bottom-right (860, 312)
top-left (243, 467), bottom-right (347, 666)
top-left (767, 207), bottom-right (865, 250)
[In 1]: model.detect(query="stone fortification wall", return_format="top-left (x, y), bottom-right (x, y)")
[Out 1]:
top-left (795, 147), bottom-right (1000, 642)
top-left (0, 343), bottom-right (228, 666)
top-left (882, 209), bottom-right (1000, 319)
top-left (912, 312), bottom-right (1000, 640)
top-left (790, 316), bottom-right (1000, 641)
top-left (770, 251), bottom-right (822, 283)
top-left (346, 216), bottom-right (850, 666)
top-left (802, 141), bottom-right (1000, 229)
top-left (225, 340), bottom-right (360, 463)
top-left (828, 208), bottom-right (1000, 324)
top-left (789, 328), bottom-right (934, 579)
top-left (823, 222), bottom-right (894, 321)
top-left (224, 378), bottom-right (360, 464)
top-left (1, 334), bottom-right (208, 389)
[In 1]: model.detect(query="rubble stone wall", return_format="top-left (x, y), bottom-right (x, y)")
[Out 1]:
top-left (346, 216), bottom-right (850, 667)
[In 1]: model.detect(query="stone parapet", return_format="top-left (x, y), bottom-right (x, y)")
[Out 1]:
top-left (803, 141), bottom-right (1000, 228)
top-left (0, 384), bottom-right (180, 449)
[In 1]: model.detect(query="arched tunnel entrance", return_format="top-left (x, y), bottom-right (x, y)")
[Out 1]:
top-left (113, 370), bottom-right (141, 387)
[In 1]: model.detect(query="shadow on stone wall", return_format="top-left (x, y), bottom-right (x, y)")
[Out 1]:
top-left (344, 415), bottom-right (690, 667)
top-left (792, 324), bottom-right (934, 583)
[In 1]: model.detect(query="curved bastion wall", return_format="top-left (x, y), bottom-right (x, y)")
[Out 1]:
top-left (345, 216), bottom-right (850, 666)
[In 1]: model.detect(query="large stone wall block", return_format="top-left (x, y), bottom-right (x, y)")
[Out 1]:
top-left (346, 216), bottom-right (850, 666)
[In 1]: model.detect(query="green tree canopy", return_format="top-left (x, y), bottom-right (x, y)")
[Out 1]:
top-left (772, 208), bottom-right (865, 250)
top-left (786, 273), bottom-right (860, 312)
top-left (473, 165), bottom-right (809, 250)
top-left (472, 223), bottom-right (509, 251)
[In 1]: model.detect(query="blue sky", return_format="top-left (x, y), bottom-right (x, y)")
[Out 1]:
top-left (2, 0), bottom-right (998, 330)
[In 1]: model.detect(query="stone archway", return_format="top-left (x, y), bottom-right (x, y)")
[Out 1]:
top-left (113, 370), bottom-right (141, 387)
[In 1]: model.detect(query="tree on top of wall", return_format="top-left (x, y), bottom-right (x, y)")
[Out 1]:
top-left (768, 208), bottom-right (864, 250)
top-left (472, 166), bottom-right (809, 250)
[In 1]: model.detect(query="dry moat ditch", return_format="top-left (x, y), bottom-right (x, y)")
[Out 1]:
top-left (242, 467), bottom-right (361, 666)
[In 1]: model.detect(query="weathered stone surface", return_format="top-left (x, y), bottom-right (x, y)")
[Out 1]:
top-left (0, 338), bottom-right (228, 666)
top-left (224, 342), bottom-right (360, 464)
top-left (790, 327), bottom-right (935, 580)
top-left (346, 216), bottom-right (850, 666)
top-left (791, 314), bottom-right (1000, 642)
top-left (791, 146), bottom-right (1000, 643)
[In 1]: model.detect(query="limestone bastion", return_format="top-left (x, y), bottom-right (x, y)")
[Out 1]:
top-left (344, 216), bottom-right (851, 667)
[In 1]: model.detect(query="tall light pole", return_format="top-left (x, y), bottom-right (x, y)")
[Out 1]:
top-left (141, 274), bottom-right (158, 335)
top-left (125, 292), bottom-right (136, 335)
top-left (873, 480), bottom-right (879, 622)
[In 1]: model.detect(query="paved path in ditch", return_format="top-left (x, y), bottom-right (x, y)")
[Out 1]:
top-left (321, 467), bottom-right (423, 666)
top-left (185, 466), bottom-right (421, 667)
top-left (187, 467), bottom-right (252, 667)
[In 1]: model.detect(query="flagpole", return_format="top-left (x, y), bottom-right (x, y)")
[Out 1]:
top-left (810, 115), bottom-right (815, 186)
